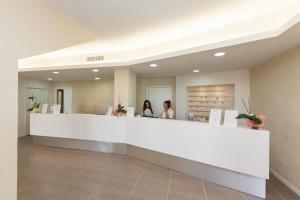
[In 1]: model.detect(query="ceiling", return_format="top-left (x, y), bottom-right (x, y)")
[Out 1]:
top-left (132, 21), bottom-right (300, 77)
top-left (18, 0), bottom-right (300, 81)
top-left (48, 0), bottom-right (294, 46)
top-left (19, 20), bottom-right (300, 81)
top-left (19, 67), bottom-right (114, 82)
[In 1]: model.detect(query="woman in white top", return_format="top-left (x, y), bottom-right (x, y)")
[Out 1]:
top-left (160, 100), bottom-right (174, 119)
top-left (142, 100), bottom-right (154, 117)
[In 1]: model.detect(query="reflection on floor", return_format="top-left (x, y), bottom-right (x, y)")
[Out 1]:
top-left (18, 136), bottom-right (299, 200)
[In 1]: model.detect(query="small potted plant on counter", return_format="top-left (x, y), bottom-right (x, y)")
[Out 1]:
top-left (112, 104), bottom-right (127, 117)
top-left (27, 95), bottom-right (41, 113)
top-left (236, 99), bottom-right (266, 129)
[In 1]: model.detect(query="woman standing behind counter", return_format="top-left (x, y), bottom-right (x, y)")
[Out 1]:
top-left (160, 100), bottom-right (174, 119)
top-left (142, 100), bottom-right (154, 117)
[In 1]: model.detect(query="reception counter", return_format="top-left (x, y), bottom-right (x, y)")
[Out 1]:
top-left (30, 113), bottom-right (269, 198)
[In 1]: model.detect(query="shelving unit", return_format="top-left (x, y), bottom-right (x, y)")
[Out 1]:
top-left (186, 84), bottom-right (235, 122)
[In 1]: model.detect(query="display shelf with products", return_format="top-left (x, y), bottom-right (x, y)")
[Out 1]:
top-left (186, 84), bottom-right (235, 122)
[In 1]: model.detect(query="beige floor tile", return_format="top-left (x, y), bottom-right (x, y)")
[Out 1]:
top-left (89, 177), bottom-right (134, 200)
top-left (17, 174), bottom-right (36, 192)
top-left (168, 172), bottom-right (206, 200)
top-left (112, 160), bottom-right (146, 182)
top-left (204, 181), bottom-right (245, 200)
top-left (261, 184), bottom-right (283, 200)
top-left (18, 190), bottom-right (50, 200)
top-left (128, 164), bottom-right (170, 200)
top-left (17, 137), bottom-right (300, 200)
top-left (18, 180), bottom-right (62, 200)
top-left (269, 176), bottom-right (300, 200)
top-left (244, 194), bottom-right (265, 200)
top-left (89, 191), bottom-right (127, 200)
top-left (48, 183), bottom-right (92, 200)
top-left (140, 164), bottom-right (171, 183)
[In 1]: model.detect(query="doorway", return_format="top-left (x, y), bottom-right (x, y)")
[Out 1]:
top-left (56, 89), bottom-right (64, 113)
top-left (147, 86), bottom-right (172, 117)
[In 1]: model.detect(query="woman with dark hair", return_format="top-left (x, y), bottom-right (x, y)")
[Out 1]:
top-left (160, 100), bottom-right (174, 119)
top-left (142, 100), bottom-right (154, 117)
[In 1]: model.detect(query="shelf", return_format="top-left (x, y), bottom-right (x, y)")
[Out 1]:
top-left (188, 95), bottom-right (234, 98)
top-left (189, 104), bottom-right (234, 108)
top-left (188, 100), bottom-right (234, 102)
top-left (187, 90), bottom-right (233, 93)
top-left (186, 84), bottom-right (234, 122)
top-left (188, 110), bottom-right (210, 112)
top-left (189, 100), bottom-right (232, 104)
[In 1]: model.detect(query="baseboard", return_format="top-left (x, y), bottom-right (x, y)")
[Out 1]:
top-left (270, 168), bottom-right (300, 197)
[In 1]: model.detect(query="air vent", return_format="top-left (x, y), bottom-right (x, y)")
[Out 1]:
top-left (86, 56), bottom-right (104, 62)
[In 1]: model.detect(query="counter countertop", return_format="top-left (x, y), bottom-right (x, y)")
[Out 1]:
top-left (32, 113), bottom-right (268, 132)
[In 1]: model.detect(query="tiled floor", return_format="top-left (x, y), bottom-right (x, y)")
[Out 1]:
top-left (18, 137), bottom-right (299, 200)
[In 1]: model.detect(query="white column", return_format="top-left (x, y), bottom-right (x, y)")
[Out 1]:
top-left (114, 69), bottom-right (136, 108)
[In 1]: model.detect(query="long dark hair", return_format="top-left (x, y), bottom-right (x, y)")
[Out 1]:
top-left (143, 100), bottom-right (153, 114)
top-left (164, 100), bottom-right (171, 109)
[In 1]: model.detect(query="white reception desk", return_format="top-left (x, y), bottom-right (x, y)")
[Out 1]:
top-left (30, 113), bottom-right (269, 198)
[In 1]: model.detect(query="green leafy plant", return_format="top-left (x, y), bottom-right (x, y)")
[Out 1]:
top-left (27, 95), bottom-right (40, 112)
top-left (236, 113), bottom-right (262, 125)
top-left (236, 99), bottom-right (262, 125)
top-left (113, 95), bottom-right (127, 116)
top-left (115, 104), bottom-right (127, 114)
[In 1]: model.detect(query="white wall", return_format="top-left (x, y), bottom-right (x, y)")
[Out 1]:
top-left (18, 77), bottom-right (53, 137)
top-left (53, 83), bottom-right (73, 114)
top-left (19, 79), bottom-right (115, 118)
top-left (128, 70), bottom-right (137, 108)
top-left (136, 77), bottom-right (176, 114)
top-left (114, 69), bottom-right (137, 108)
top-left (251, 45), bottom-right (300, 193)
top-left (0, 0), bottom-right (94, 198)
top-left (0, 48), bottom-right (18, 200)
top-left (52, 80), bottom-right (114, 115)
top-left (176, 70), bottom-right (250, 120)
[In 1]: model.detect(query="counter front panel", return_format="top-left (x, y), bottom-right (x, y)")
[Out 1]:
top-left (31, 113), bottom-right (269, 179)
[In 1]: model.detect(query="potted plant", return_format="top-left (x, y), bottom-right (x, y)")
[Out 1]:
top-left (112, 104), bottom-right (127, 117)
top-left (27, 95), bottom-right (40, 113)
top-left (236, 99), bottom-right (266, 129)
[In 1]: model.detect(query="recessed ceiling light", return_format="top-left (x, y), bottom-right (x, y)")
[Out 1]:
top-left (214, 52), bottom-right (226, 57)
top-left (47, 78), bottom-right (53, 81)
top-left (92, 69), bottom-right (99, 72)
top-left (149, 63), bottom-right (158, 68)
top-left (94, 77), bottom-right (101, 80)
top-left (52, 71), bottom-right (60, 74)
top-left (193, 69), bottom-right (200, 73)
